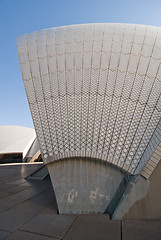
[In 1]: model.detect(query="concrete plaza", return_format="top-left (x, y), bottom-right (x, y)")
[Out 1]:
top-left (0, 163), bottom-right (161, 240)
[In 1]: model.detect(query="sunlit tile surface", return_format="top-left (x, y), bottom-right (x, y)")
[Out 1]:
top-left (17, 23), bottom-right (161, 174)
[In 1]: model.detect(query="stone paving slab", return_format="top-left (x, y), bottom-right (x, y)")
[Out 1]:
top-left (20, 205), bottom-right (77, 239)
top-left (0, 189), bottom-right (54, 232)
top-left (122, 220), bottom-right (161, 240)
top-left (0, 230), bottom-right (10, 240)
top-left (0, 181), bottom-right (51, 213)
top-left (0, 183), bottom-right (32, 200)
top-left (4, 230), bottom-right (57, 240)
top-left (0, 179), bottom-right (29, 191)
top-left (63, 215), bottom-right (121, 240)
top-left (0, 165), bottom-right (42, 184)
top-left (0, 165), bottom-right (43, 186)
top-left (1, 164), bottom-right (161, 240)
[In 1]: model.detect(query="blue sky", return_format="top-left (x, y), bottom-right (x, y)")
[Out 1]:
top-left (0, 0), bottom-right (161, 129)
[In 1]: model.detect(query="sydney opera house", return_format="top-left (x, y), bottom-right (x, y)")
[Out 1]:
top-left (0, 125), bottom-right (40, 163)
top-left (17, 23), bottom-right (161, 218)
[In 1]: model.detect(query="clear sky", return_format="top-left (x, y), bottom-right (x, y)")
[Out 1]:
top-left (0, 0), bottom-right (161, 129)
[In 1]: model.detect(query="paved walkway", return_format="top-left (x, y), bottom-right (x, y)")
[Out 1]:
top-left (0, 163), bottom-right (161, 240)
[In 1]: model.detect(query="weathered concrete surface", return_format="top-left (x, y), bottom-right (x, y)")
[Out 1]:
top-left (124, 159), bottom-right (161, 219)
top-left (20, 205), bottom-right (77, 239)
top-left (3, 230), bottom-right (58, 240)
top-left (112, 175), bottom-right (149, 219)
top-left (64, 215), bottom-right (120, 240)
top-left (0, 230), bottom-right (10, 240)
top-left (1, 164), bottom-right (161, 240)
top-left (48, 158), bottom-right (124, 214)
top-left (122, 220), bottom-right (161, 240)
top-left (113, 159), bottom-right (161, 219)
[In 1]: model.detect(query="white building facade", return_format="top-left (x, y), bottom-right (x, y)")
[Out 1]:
top-left (0, 125), bottom-right (39, 163)
top-left (17, 23), bottom-right (161, 214)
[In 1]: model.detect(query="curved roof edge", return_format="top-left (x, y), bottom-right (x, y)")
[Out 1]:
top-left (0, 125), bottom-right (36, 158)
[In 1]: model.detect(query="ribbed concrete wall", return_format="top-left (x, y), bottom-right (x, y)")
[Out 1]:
top-left (113, 158), bottom-right (161, 219)
top-left (48, 158), bottom-right (124, 214)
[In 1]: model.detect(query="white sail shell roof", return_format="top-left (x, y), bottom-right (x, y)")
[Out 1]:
top-left (0, 125), bottom-right (36, 158)
top-left (17, 23), bottom-right (161, 174)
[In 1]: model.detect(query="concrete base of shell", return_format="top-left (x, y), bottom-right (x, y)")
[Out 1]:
top-left (47, 158), bottom-right (124, 214)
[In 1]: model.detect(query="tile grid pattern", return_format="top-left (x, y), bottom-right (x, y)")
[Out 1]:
top-left (140, 119), bottom-right (161, 178)
top-left (17, 23), bottom-right (161, 174)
